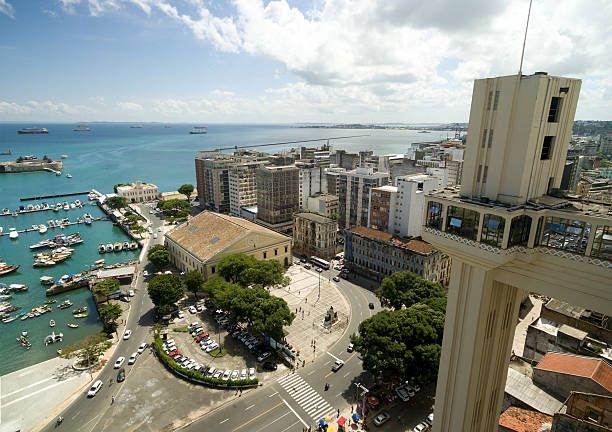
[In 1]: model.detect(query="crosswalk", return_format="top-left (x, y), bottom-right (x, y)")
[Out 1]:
top-left (277, 374), bottom-right (335, 421)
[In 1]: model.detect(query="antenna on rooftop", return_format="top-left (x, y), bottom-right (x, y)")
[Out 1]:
top-left (518, 0), bottom-right (533, 75)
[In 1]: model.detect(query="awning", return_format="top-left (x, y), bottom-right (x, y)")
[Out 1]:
top-left (337, 416), bottom-right (347, 426)
top-left (352, 413), bottom-right (360, 421)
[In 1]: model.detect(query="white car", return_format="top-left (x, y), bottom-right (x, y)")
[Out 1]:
top-left (87, 380), bottom-right (103, 397)
top-left (149, 210), bottom-right (153, 214)
top-left (157, 227), bottom-right (162, 232)
top-left (240, 369), bottom-right (247, 380)
top-left (123, 330), bottom-right (132, 340)
top-left (395, 386), bottom-right (410, 402)
top-left (128, 352), bottom-right (138, 365)
top-left (153, 233), bottom-right (158, 239)
top-left (177, 311), bottom-right (184, 319)
top-left (206, 342), bottom-right (219, 352)
top-left (143, 270), bottom-right (149, 276)
top-left (114, 356), bottom-right (125, 368)
top-left (231, 370), bottom-right (239, 380)
top-left (413, 422), bottom-right (429, 432)
top-left (137, 343), bottom-right (147, 354)
top-left (248, 367), bottom-right (256, 380)
top-left (373, 412), bottom-right (390, 426)
top-left (222, 369), bottom-right (232, 380)
top-left (128, 289), bottom-right (135, 297)
top-left (189, 306), bottom-right (197, 314)
top-left (333, 276), bottom-right (340, 282)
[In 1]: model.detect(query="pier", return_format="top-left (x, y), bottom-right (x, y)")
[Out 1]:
top-left (0, 217), bottom-right (103, 237)
top-left (20, 191), bottom-right (90, 202)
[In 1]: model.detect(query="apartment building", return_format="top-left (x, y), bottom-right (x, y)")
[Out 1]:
top-left (292, 212), bottom-right (337, 260)
top-left (344, 225), bottom-right (450, 285)
top-left (229, 162), bottom-right (260, 216)
top-left (255, 165), bottom-right (299, 234)
top-left (297, 162), bottom-right (328, 209)
top-left (337, 167), bottom-right (388, 230)
top-left (307, 194), bottom-right (339, 218)
top-left (116, 180), bottom-right (160, 203)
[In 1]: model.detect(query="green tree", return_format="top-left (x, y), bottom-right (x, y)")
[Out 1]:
top-left (178, 184), bottom-right (195, 201)
top-left (124, 213), bottom-right (141, 225)
top-left (184, 270), bottom-right (203, 301)
top-left (375, 271), bottom-right (446, 310)
top-left (92, 278), bottom-right (120, 303)
top-left (148, 250), bottom-right (169, 269)
top-left (61, 332), bottom-right (108, 368)
top-left (147, 244), bottom-right (166, 256)
top-left (241, 260), bottom-right (290, 289)
top-left (42, 154), bottom-right (50, 162)
top-left (16, 156), bottom-right (23, 163)
top-left (131, 225), bottom-right (146, 236)
top-left (107, 196), bottom-right (127, 210)
top-left (148, 274), bottom-right (185, 308)
top-left (218, 253), bottom-right (257, 284)
top-left (157, 199), bottom-right (190, 217)
top-left (113, 183), bottom-right (128, 193)
top-left (351, 304), bottom-right (445, 385)
top-left (98, 303), bottom-right (122, 333)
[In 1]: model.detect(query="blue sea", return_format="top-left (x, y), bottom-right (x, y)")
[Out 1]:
top-left (0, 123), bottom-right (450, 375)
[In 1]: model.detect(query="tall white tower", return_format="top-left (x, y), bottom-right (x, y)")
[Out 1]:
top-left (422, 72), bottom-right (612, 432)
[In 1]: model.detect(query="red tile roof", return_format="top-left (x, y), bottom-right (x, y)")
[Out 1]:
top-left (498, 407), bottom-right (552, 432)
top-left (347, 226), bottom-right (437, 254)
top-left (536, 352), bottom-right (612, 392)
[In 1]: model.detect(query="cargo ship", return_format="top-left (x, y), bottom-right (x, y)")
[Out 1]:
top-left (189, 126), bottom-right (207, 134)
top-left (17, 127), bottom-right (49, 134)
top-left (73, 125), bottom-right (91, 132)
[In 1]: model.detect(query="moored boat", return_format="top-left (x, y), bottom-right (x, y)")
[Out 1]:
top-left (40, 276), bottom-right (55, 285)
top-left (9, 284), bottom-right (28, 292)
top-left (44, 331), bottom-right (63, 345)
top-left (50, 319), bottom-right (55, 327)
top-left (9, 228), bottom-right (18, 239)
top-left (105, 243), bottom-right (113, 252)
top-left (73, 313), bottom-right (88, 319)
top-left (39, 225), bottom-right (47, 234)
top-left (2, 316), bottom-right (16, 323)
top-left (122, 241), bottom-right (130, 250)
top-left (98, 244), bottom-right (106, 253)
top-left (0, 265), bottom-right (20, 276)
top-left (67, 323), bottom-right (78, 328)
top-left (129, 242), bottom-right (138, 250)
top-left (57, 300), bottom-right (73, 309)
top-left (72, 306), bottom-right (87, 314)
top-left (113, 241), bottom-right (122, 251)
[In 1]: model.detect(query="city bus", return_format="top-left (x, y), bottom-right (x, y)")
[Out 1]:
top-left (310, 256), bottom-right (330, 270)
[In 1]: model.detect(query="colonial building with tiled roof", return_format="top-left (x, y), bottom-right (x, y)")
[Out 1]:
top-left (165, 211), bottom-right (291, 279)
top-left (498, 407), bottom-right (552, 432)
top-left (533, 352), bottom-right (612, 399)
top-left (344, 225), bottom-right (450, 285)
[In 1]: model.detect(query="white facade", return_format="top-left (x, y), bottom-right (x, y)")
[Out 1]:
top-left (298, 165), bottom-right (327, 209)
top-left (394, 175), bottom-right (438, 238)
top-left (338, 167), bottom-right (389, 229)
top-left (116, 181), bottom-right (159, 203)
top-left (229, 164), bottom-right (259, 216)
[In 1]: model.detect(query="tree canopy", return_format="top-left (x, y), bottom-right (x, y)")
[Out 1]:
top-left (157, 199), bottom-right (190, 218)
top-left (148, 274), bottom-right (185, 308)
top-left (218, 253), bottom-right (257, 284)
top-left (217, 253), bottom-right (289, 289)
top-left (92, 278), bottom-right (120, 303)
top-left (205, 277), bottom-right (294, 341)
top-left (98, 303), bottom-right (122, 333)
top-left (184, 270), bottom-right (203, 300)
top-left (178, 184), bottom-right (195, 201)
top-left (147, 245), bottom-right (170, 269)
top-left (351, 304), bottom-right (445, 385)
top-left (375, 271), bottom-right (446, 311)
top-left (61, 332), bottom-right (108, 367)
top-left (107, 196), bottom-right (127, 210)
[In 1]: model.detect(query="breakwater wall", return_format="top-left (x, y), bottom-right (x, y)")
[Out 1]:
top-left (0, 160), bottom-right (63, 173)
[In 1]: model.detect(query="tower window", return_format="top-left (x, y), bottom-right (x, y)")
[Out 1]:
top-left (481, 129), bottom-right (488, 148)
top-left (541, 136), bottom-right (554, 160)
top-left (487, 91), bottom-right (493, 110)
top-left (482, 166), bottom-right (489, 183)
top-left (488, 130), bottom-right (494, 148)
top-left (493, 91), bottom-right (500, 110)
top-left (477, 165), bottom-right (482, 182)
top-left (548, 97), bottom-right (562, 122)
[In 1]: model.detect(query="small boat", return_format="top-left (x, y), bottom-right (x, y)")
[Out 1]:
top-left (73, 125), bottom-right (90, 132)
top-left (70, 203), bottom-right (76, 209)
top-left (32, 224), bottom-right (38, 230)
top-left (18, 127), bottom-right (49, 134)
top-left (67, 323), bottom-right (78, 328)
top-left (129, 242), bottom-right (138, 250)
top-left (74, 200), bottom-right (81, 206)
top-left (50, 319), bottom-right (55, 327)
top-left (122, 241), bottom-right (130, 250)
top-left (40, 276), bottom-right (55, 285)
top-left (63, 203), bottom-right (70, 210)
top-left (44, 331), bottom-right (63, 345)
top-left (57, 348), bottom-right (62, 355)
top-left (73, 306), bottom-right (87, 314)
top-left (20, 314), bottom-right (28, 321)
top-left (105, 243), bottom-right (113, 252)
top-left (73, 313), bottom-right (88, 319)
top-left (130, 125), bottom-right (143, 128)
top-left (0, 265), bottom-right (20, 276)
top-left (9, 228), bottom-right (18, 239)
top-left (98, 244), bottom-right (106, 253)
top-left (66, 174), bottom-right (72, 179)
top-left (56, 171), bottom-right (61, 176)
top-left (61, 154), bottom-right (68, 159)
top-left (45, 300), bottom-right (56, 304)
top-left (95, 259), bottom-right (105, 265)
top-left (2, 316), bottom-right (16, 323)
top-left (33, 260), bottom-right (56, 268)
top-left (57, 300), bottom-right (73, 309)
top-left (113, 241), bottom-right (122, 252)
top-left (39, 225), bottom-right (48, 234)
top-left (189, 126), bottom-right (208, 134)
top-left (21, 330), bottom-right (28, 336)
top-left (9, 284), bottom-right (28, 292)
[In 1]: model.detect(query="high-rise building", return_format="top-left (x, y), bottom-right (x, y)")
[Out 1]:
top-left (337, 167), bottom-right (388, 230)
top-left (297, 162), bottom-right (328, 209)
top-left (229, 162), bottom-right (261, 216)
top-left (255, 165), bottom-right (299, 234)
top-left (421, 72), bottom-right (611, 432)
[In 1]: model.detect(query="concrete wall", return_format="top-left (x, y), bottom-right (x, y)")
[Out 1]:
top-left (551, 414), bottom-right (611, 432)
top-left (0, 160), bottom-right (62, 173)
top-left (541, 306), bottom-right (612, 345)
top-left (533, 369), bottom-right (612, 400)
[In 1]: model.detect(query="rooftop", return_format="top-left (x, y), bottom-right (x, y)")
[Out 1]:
top-left (294, 212), bottom-right (336, 224)
top-left (498, 407), bottom-right (552, 432)
top-left (505, 367), bottom-right (565, 415)
top-left (347, 226), bottom-right (437, 254)
top-left (374, 185), bottom-right (398, 192)
top-left (544, 298), bottom-right (585, 319)
top-left (166, 211), bottom-right (289, 262)
top-left (535, 352), bottom-right (612, 392)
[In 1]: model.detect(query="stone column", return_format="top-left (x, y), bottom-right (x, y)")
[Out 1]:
top-left (433, 260), bottom-right (524, 432)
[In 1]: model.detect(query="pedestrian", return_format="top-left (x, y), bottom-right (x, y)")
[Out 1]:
top-left (111, 395), bottom-right (115, 404)
top-left (351, 406), bottom-right (354, 413)
top-left (337, 408), bottom-right (340, 417)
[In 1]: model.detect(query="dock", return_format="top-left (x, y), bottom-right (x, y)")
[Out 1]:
top-left (46, 279), bottom-right (91, 296)
top-left (20, 191), bottom-right (90, 202)
top-left (0, 217), bottom-right (103, 237)
top-left (0, 203), bottom-right (88, 218)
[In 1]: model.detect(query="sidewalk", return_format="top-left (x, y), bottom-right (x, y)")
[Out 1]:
top-left (270, 265), bottom-right (351, 365)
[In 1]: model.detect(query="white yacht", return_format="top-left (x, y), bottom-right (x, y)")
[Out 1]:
top-left (66, 174), bottom-right (72, 178)
top-left (39, 225), bottom-right (47, 234)
top-left (61, 155), bottom-right (68, 159)
top-left (9, 228), bottom-right (18, 239)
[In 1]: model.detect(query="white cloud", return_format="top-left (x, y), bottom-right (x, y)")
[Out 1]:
top-left (0, 0), bottom-right (15, 18)
top-left (117, 102), bottom-right (144, 111)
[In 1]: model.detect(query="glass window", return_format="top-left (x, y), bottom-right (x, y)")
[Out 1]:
top-left (591, 225), bottom-right (612, 261)
top-left (493, 91), bottom-right (500, 110)
top-left (446, 206), bottom-right (480, 240)
top-left (481, 129), bottom-right (488, 148)
top-left (481, 214), bottom-right (505, 247)
top-left (548, 97), bottom-right (562, 123)
top-left (426, 201), bottom-right (443, 230)
top-left (539, 216), bottom-right (590, 254)
top-left (508, 215), bottom-right (532, 247)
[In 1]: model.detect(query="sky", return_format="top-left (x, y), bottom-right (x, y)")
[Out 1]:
top-left (0, 0), bottom-right (611, 123)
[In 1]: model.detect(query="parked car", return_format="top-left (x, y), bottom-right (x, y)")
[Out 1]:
top-left (207, 367), bottom-right (216, 376)
top-left (347, 343), bottom-right (354, 352)
top-left (334, 265), bottom-right (342, 271)
top-left (395, 386), bottom-right (410, 402)
top-left (213, 370), bottom-right (223, 379)
top-left (177, 311), bottom-right (184, 319)
top-left (257, 351), bottom-right (272, 362)
top-left (189, 306), bottom-right (197, 314)
top-left (128, 352), bottom-right (138, 365)
top-left (262, 361), bottom-right (277, 371)
top-left (373, 412), bottom-right (390, 426)
top-left (128, 289), bottom-right (135, 297)
top-left (413, 422), bottom-right (429, 432)
top-left (114, 356), bottom-right (125, 369)
top-left (303, 263), bottom-right (311, 269)
top-left (368, 302), bottom-right (375, 309)
top-left (425, 413), bottom-right (434, 428)
top-left (196, 305), bottom-right (203, 312)
top-left (340, 273), bottom-right (348, 279)
top-left (240, 369), bottom-right (247, 380)
top-left (331, 359), bottom-right (344, 372)
top-left (222, 369), bottom-right (232, 380)
top-left (87, 380), bottom-right (103, 397)
top-left (137, 343), bottom-right (147, 354)
top-left (316, 267), bottom-right (323, 273)
top-left (123, 329), bottom-right (132, 340)
top-left (206, 342), bottom-right (219, 352)
top-left (231, 370), bottom-right (239, 380)
top-left (248, 367), bottom-right (256, 380)
top-left (117, 368), bottom-right (125, 382)
top-left (333, 276), bottom-right (340, 282)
